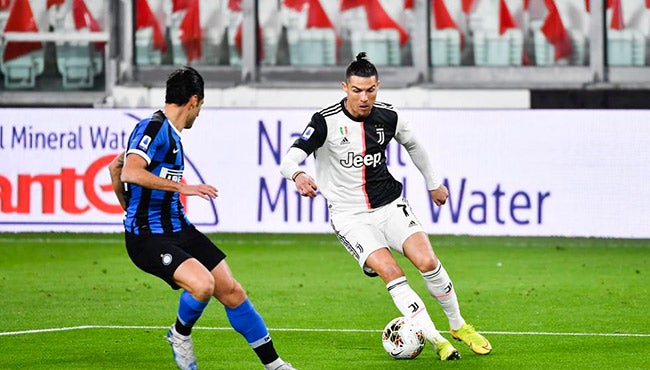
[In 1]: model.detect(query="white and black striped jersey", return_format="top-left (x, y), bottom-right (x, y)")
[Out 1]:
top-left (291, 98), bottom-right (420, 213)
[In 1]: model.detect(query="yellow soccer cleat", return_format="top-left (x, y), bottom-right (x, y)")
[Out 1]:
top-left (450, 323), bottom-right (492, 355)
top-left (433, 339), bottom-right (461, 361)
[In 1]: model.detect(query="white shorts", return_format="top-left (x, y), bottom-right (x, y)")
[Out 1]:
top-left (329, 197), bottom-right (425, 277)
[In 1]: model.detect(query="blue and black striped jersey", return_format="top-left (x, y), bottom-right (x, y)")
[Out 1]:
top-left (123, 110), bottom-right (191, 235)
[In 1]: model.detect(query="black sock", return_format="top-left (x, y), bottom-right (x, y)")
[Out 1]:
top-left (174, 317), bottom-right (193, 336)
top-left (253, 340), bottom-right (280, 365)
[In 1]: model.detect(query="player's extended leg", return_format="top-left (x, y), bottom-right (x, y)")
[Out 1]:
top-left (403, 232), bottom-right (492, 355)
top-left (211, 260), bottom-right (296, 370)
top-left (365, 248), bottom-right (460, 361)
top-left (166, 258), bottom-right (215, 370)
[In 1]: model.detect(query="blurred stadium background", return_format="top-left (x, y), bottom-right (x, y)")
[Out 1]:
top-left (1, 0), bottom-right (650, 108)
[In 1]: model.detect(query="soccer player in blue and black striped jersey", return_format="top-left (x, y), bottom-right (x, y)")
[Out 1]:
top-left (109, 66), bottom-right (295, 370)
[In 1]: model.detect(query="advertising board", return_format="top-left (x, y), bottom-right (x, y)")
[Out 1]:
top-left (1, 108), bottom-right (648, 238)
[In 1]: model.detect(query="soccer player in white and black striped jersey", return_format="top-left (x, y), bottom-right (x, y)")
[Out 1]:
top-left (280, 52), bottom-right (492, 361)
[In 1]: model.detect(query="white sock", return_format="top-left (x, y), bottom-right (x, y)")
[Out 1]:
top-left (386, 276), bottom-right (446, 343)
top-left (422, 263), bottom-right (465, 330)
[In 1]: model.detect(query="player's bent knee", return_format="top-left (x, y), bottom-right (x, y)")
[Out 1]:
top-left (376, 264), bottom-right (405, 282)
top-left (186, 274), bottom-right (215, 301)
top-left (215, 279), bottom-right (247, 308)
top-left (415, 257), bottom-right (438, 273)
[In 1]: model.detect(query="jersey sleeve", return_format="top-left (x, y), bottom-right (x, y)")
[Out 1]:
top-left (126, 119), bottom-right (165, 165)
top-left (394, 111), bottom-right (442, 190)
top-left (393, 109), bottom-right (414, 145)
top-left (291, 112), bottom-right (327, 155)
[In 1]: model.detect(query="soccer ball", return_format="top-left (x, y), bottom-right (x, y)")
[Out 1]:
top-left (381, 316), bottom-right (426, 359)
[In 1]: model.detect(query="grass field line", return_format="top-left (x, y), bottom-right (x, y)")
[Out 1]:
top-left (1, 325), bottom-right (649, 338)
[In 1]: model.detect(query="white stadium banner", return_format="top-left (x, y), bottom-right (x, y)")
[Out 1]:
top-left (0, 108), bottom-right (648, 238)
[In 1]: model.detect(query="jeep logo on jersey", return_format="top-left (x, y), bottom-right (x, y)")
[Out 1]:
top-left (340, 152), bottom-right (382, 168)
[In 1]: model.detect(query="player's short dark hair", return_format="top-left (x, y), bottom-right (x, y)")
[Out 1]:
top-left (345, 52), bottom-right (378, 81)
top-left (165, 66), bottom-right (205, 105)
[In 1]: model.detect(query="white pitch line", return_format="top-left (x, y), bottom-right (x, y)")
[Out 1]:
top-left (1, 325), bottom-right (648, 338)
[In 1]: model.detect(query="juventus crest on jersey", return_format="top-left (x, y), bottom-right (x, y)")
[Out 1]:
top-left (291, 99), bottom-right (417, 213)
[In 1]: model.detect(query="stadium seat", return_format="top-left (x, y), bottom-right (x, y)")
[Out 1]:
top-left (45, 0), bottom-right (105, 89)
top-left (1, 0), bottom-right (44, 89)
top-left (225, 24), bottom-right (280, 66)
top-left (135, 27), bottom-right (162, 65)
top-left (261, 27), bottom-right (279, 66)
top-left (531, 20), bottom-right (586, 66)
top-left (0, 42), bottom-right (4, 81)
top-left (55, 40), bottom-right (103, 89)
top-left (169, 5), bottom-right (202, 65)
top-left (1, 49), bottom-right (44, 89)
top-left (287, 28), bottom-right (336, 66)
top-left (430, 28), bottom-right (461, 66)
top-left (170, 35), bottom-right (188, 65)
top-left (473, 28), bottom-right (523, 66)
top-left (350, 29), bottom-right (400, 66)
top-left (532, 31), bottom-right (557, 66)
top-left (0, 7), bottom-right (9, 32)
top-left (201, 29), bottom-right (222, 65)
top-left (0, 2), bottom-right (8, 81)
top-left (226, 26), bottom-right (242, 66)
top-left (607, 29), bottom-right (645, 66)
top-left (170, 15), bottom-right (189, 65)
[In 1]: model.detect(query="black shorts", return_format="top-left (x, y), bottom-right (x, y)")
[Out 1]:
top-left (125, 226), bottom-right (226, 289)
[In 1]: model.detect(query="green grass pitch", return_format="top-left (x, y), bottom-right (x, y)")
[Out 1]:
top-left (0, 233), bottom-right (648, 369)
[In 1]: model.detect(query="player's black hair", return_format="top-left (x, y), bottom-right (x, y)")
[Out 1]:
top-left (345, 52), bottom-right (378, 81)
top-left (165, 66), bottom-right (205, 105)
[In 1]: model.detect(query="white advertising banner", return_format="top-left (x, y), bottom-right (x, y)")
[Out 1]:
top-left (0, 108), bottom-right (648, 238)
